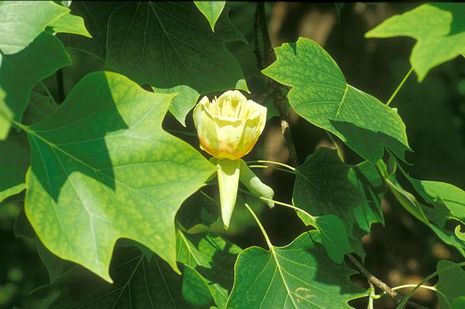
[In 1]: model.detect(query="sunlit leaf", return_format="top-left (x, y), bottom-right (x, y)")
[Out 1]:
top-left (0, 1), bottom-right (67, 54)
top-left (227, 232), bottom-right (366, 308)
top-left (194, 1), bottom-right (226, 32)
top-left (366, 4), bottom-right (465, 81)
top-left (21, 71), bottom-right (215, 282)
top-left (262, 37), bottom-right (410, 162)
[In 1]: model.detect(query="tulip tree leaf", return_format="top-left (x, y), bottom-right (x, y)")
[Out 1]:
top-left (349, 161), bottom-right (385, 233)
top-left (0, 133), bottom-right (29, 202)
top-left (22, 92), bottom-right (59, 125)
top-left (227, 232), bottom-right (366, 308)
top-left (262, 37), bottom-right (410, 163)
top-left (435, 260), bottom-right (465, 309)
top-left (153, 85), bottom-right (200, 127)
top-left (293, 148), bottom-right (363, 245)
top-left (177, 231), bottom-right (241, 308)
top-left (0, 86), bottom-right (11, 140)
top-left (22, 71), bottom-right (216, 282)
top-left (0, 1), bottom-right (68, 54)
top-left (182, 265), bottom-right (214, 307)
top-left (386, 173), bottom-right (465, 257)
top-left (408, 178), bottom-right (465, 222)
top-left (0, 32), bottom-right (71, 128)
top-left (106, 2), bottom-right (247, 94)
top-left (194, 1), bottom-right (226, 32)
top-left (49, 246), bottom-right (191, 308)
top-left (366, 4), bottom-right (465, 81)
top-left (47, 12), bottom-right (92, 38)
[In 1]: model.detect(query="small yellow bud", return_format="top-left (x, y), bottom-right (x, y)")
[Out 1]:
top-left (193, 90), bottom-right (267, 160)
top-left (193, 90), bottom-right (267, 229)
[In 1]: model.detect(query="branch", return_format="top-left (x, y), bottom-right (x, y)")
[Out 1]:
top-left (347, 254), bottom-right (428, 309)
top-left (255, 2), bottom-right (299, 167)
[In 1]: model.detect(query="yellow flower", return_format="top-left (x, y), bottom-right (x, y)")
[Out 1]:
top-left (193, 90), bottom-right (268, 229)
top-left (193, 90), bottom-right (267, 160)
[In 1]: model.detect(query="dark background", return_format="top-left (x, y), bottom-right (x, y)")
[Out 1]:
top-left (1, 2), bottom-right (464, 308)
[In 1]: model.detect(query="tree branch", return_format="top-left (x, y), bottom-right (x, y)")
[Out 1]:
top-left (255, 2), bottom-right (299, 167)
top-left (347, 254), bottom-right (428, 309)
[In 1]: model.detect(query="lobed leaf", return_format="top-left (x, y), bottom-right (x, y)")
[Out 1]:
top-left (262, 37), bottom-right (410, 163)
top-left (22, 71), bottom-right (215, 282)
top-left (227, 232), bottom-right (366, 308)
top-left (194, 1), bottom-right (226, 32)
top-left (366, 4), bottom-right (465, 81)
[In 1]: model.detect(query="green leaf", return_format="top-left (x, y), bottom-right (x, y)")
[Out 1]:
top-left (23, 71), bottom-right (216, 282)
top-left (177, 231), bottom-right (241, 308)
top-left (0, 32), bottom-right (71, 124)
top-left (435, 260), bottom-right (465, 309)
top-left (0, 86), bottom-right (11, 140)
top-left (349, 162), bottom-right (385, 233)
top-left (0, 133), bottom-right (29, 202)
top-left (106, 2), bottom-right (247, 93)
top-left (22, 92), bottom-right (59, 125)
top-left (47, 12), bottom-right (92, 38)
top-left (0, 1), bottom-right (68, 54)
top-left (293, 148), bottom-right (362, 234)
top-left (410, 179), bottom-right (465, 222)
top-left (262, 37), bottom-right (410, 163)
top-left (366, 4), bottom-right (465, 81)
top-left (153, 85), bottom-right (200, 127)
top-left (313, 215), bottom-right (352, 264)
top-left (386, 173), bottom-right (465, 257)
top-left (182, 265), bottom-right (215, 307)
top-left (49, 246), bottom-right (192, 308)
top-left (194, 1), bottom-right (226, 32)
top-left (227, 232), bottom-right (366, 308)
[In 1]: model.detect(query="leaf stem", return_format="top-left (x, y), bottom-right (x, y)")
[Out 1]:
top-left (398, 261), bottom-right (465, 308)
top-left (386, 67), bottom-right (413, 106)
top-left (247, 159), bottom-right (296, 172)
top-left (244, 203), bottom-right (273, 249)
top-left (247, 164), bottom-right (295, 175)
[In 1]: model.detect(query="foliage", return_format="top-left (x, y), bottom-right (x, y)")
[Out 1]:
top-left (0, 1), bottom-right (464, 308)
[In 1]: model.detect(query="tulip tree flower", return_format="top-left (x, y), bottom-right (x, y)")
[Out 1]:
top-left (193, 90), bottom-right (273, 229)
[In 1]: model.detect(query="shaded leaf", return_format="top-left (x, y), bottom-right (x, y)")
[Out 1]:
top-left (293, 148), bottom-right (362, 235)
top-left (194, 1), bottom-right (226, 32)
top-left (0, 1), bottom-right (67, 54)
top-left (21, 71), bottom-right (215, 282)
top-left (435, 260), bottom-right (465, 309)
top-left (182, 265), bottom-right (214, 307)
top-left (106, 2), bottom-right (247, 93)
top-left (22, 92), bottom-right (59, 125)
top-left (0, 32), bottom-right (71, 125)
top-left (49, 246), bottom-right (192, 308)
top-left (262, 37), bottom-right (409, 163)
top-left (366, 4), bottom-right (465, 81)
top-left (177, 231), bottom-right (241, 308)
top-left (227, 232), bottom-right (366, 308)
top-left (0, 132), bottom-right (29, 202)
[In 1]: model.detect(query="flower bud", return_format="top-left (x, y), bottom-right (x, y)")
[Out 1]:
top-left (193, 90), bottom-right (267, 160)
top-left (193, 90), bottom-right (267, 229)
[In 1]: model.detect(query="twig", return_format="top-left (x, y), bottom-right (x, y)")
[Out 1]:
top-left (255, 2), bottom-right (299, 167)
top-left (347, 254), bottom-right (428, 309)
